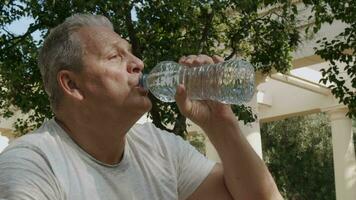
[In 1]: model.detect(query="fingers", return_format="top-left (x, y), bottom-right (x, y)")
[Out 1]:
top-left (175, 84), bottom-right (192, 117)
top-left (179, 54), bottom-right (215, 67)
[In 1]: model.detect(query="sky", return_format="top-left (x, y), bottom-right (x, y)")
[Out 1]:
top-left (3, 16), bottom-right (42, 41)
top-left (6, 17), bottom-right (33, 34)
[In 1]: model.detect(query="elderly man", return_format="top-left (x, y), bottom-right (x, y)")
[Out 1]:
top-left (0, 14), bottom-right (282, 200)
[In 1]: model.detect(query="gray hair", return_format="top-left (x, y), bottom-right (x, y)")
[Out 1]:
top-left (38, 14), bottom-right (114, 111)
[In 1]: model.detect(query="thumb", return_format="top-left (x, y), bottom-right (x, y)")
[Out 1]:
top-left (175, 84), bottom-right (192, 116)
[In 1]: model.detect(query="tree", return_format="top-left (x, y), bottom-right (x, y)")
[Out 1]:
top-left (0, 0), bottom-right (354, 136)
top-left (261, 113), bottom-right (335, 200)
top-left (305, 0), bottom-right (356, 119)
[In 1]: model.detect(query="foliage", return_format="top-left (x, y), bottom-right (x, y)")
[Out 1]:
top-left (261, 113), bottom-right (335, 200)
top-left (0, 0), bottom-right (300, 135)
top-left (187, 132), bottom-right (206, 155)
top-left (303, 0), bottom-right (356, 118)
top-left (0, 0), bottom-right (354, 136)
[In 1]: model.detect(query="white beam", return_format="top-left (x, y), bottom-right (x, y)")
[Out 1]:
top-left (270, 73), bottom-right (331, 96)
top-left (257, 91), bottom-right (273, 107)
top-left (257, 78), bottom-right (338, 122)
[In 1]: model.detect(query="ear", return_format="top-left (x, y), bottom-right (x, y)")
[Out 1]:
top-left (57, 70), bottom-right (84, 100)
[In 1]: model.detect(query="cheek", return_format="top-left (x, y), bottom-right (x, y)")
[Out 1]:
top-left (81, 67), bottom-right (131, 100)
top-left (100, 69), bottom-right (132, 98)
top-left (105, 69), bottom-right (128, 88)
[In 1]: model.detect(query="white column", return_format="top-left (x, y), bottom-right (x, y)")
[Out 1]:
top-left (204, 93), bottom-right (263, 161)
top-left (204, 119), bottom-right (263, 162)
top-left (327, 107), bottom-right (356, 200)
top-left (240, 92), bottom-right (263, 158)
top-left (205, 137), bottom-right (221, 162)
top-left (239, 119), bottom-right (263, 158)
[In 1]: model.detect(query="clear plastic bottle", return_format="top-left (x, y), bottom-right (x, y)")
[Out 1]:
top-left (139, 59), bottom-right (255, 105)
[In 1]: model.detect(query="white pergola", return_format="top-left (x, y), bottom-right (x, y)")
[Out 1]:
top-left (0, 5), bottom-right (354, 200)
top-left (195, 20), bottom-right (356, 200)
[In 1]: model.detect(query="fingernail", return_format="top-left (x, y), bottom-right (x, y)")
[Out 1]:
top-left (177, 85), bottom-right (184, 94)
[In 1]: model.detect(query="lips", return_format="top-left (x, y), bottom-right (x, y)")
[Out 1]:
top-left (135, 85), bottom-right (149, 96)
top-left (132, 75), bottom-right (149, 95)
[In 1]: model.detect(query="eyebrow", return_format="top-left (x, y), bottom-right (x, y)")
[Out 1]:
top-left (125, 42), bottom-right (132, 52)
top-left (105, 41), bottom-right (132, 55)
top-left (112, 40), bottom-right (132, 52)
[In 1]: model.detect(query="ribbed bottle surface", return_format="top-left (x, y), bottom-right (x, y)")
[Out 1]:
top-left (142, 59), bottom-right (255, 104)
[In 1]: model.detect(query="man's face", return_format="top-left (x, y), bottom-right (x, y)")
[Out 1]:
top-left (74, 26), bottom-right (151, 118)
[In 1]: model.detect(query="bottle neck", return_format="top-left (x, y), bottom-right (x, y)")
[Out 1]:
top-left (139, 74), bottom-right (148, 90)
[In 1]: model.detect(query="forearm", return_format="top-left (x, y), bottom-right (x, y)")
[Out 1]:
top-left (202, 120), bottom-right (282, 200)
top-left (174, 54), bottom-right (282, 199)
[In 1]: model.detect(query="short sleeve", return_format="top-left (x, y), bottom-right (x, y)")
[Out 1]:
top-left (174, 136), bottom-right (216, 200)
top-left (0, 146), bottom-right (64, 200)
top-left (145, 122), bottom-right (215, 200)
top-left (128, 122), bottom-right (217, 200)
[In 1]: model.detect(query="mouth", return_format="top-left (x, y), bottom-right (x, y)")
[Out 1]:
top-left (133, 74), bottom-right (149, 96)
top-left (135, 85), bottom-right (149, 96)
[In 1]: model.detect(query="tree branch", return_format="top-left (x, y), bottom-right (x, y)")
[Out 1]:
top-left (119, 3), bottom-right (174, 132)
top-left (199, 8), bottom-right (214, 54)
top-left (172, 113), bottom-right (187, 139)
top-left (1, 27), bottom-right (15, 38)
top-left (122, 2), bottom-right (142, 58)
top-left (225, 38), bottom-right (237, 60)
top-left (148, 93), bottom-right (172, 133)
top-left (1, 23), bottom-right (41, 50)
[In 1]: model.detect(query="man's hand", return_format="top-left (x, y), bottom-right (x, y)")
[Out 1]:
top-left (175, 54), bottom-right (283, 200)
top-left (175, 55), bottom-right (236, 132)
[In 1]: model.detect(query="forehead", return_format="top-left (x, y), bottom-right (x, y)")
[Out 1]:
top-left (76, 26), bottom-right (130, 53)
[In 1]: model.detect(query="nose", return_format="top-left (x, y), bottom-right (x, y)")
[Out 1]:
top-left (127, 54), bottom-right (144, 74)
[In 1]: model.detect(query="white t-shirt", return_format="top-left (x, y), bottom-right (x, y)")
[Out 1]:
top-left (0, 119), bottom-right (215, 200)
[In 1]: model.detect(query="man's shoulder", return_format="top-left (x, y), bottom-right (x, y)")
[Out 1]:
top-left (2, 119), bottom-right (62, 156)
top-left (0, 120), bottom-right (64, 200)
top-left (0, 122), bottom-right (53, 176)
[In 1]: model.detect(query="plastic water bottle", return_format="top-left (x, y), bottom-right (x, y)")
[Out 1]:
top-left (139, 59), bottom-right (255, 105)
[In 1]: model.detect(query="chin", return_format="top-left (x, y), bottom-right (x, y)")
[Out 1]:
top-left (135, 96), bottom-right (152, 112)
top-left (142, 97), bottom-right (153, 111)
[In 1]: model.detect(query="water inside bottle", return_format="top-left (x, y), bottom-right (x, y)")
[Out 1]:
top-left (143, 59), bottom-right (255, 104)
top-left (183, 59), bottom-right (255, 104)
top-left (145, 61), bottom-right (181, 102)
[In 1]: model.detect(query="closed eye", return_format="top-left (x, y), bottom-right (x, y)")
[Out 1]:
top-left (108, 54), bottom-right (120, 60)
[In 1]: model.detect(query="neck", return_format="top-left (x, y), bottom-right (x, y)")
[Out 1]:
top-left (55, 111), bottom-right (138, 165)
